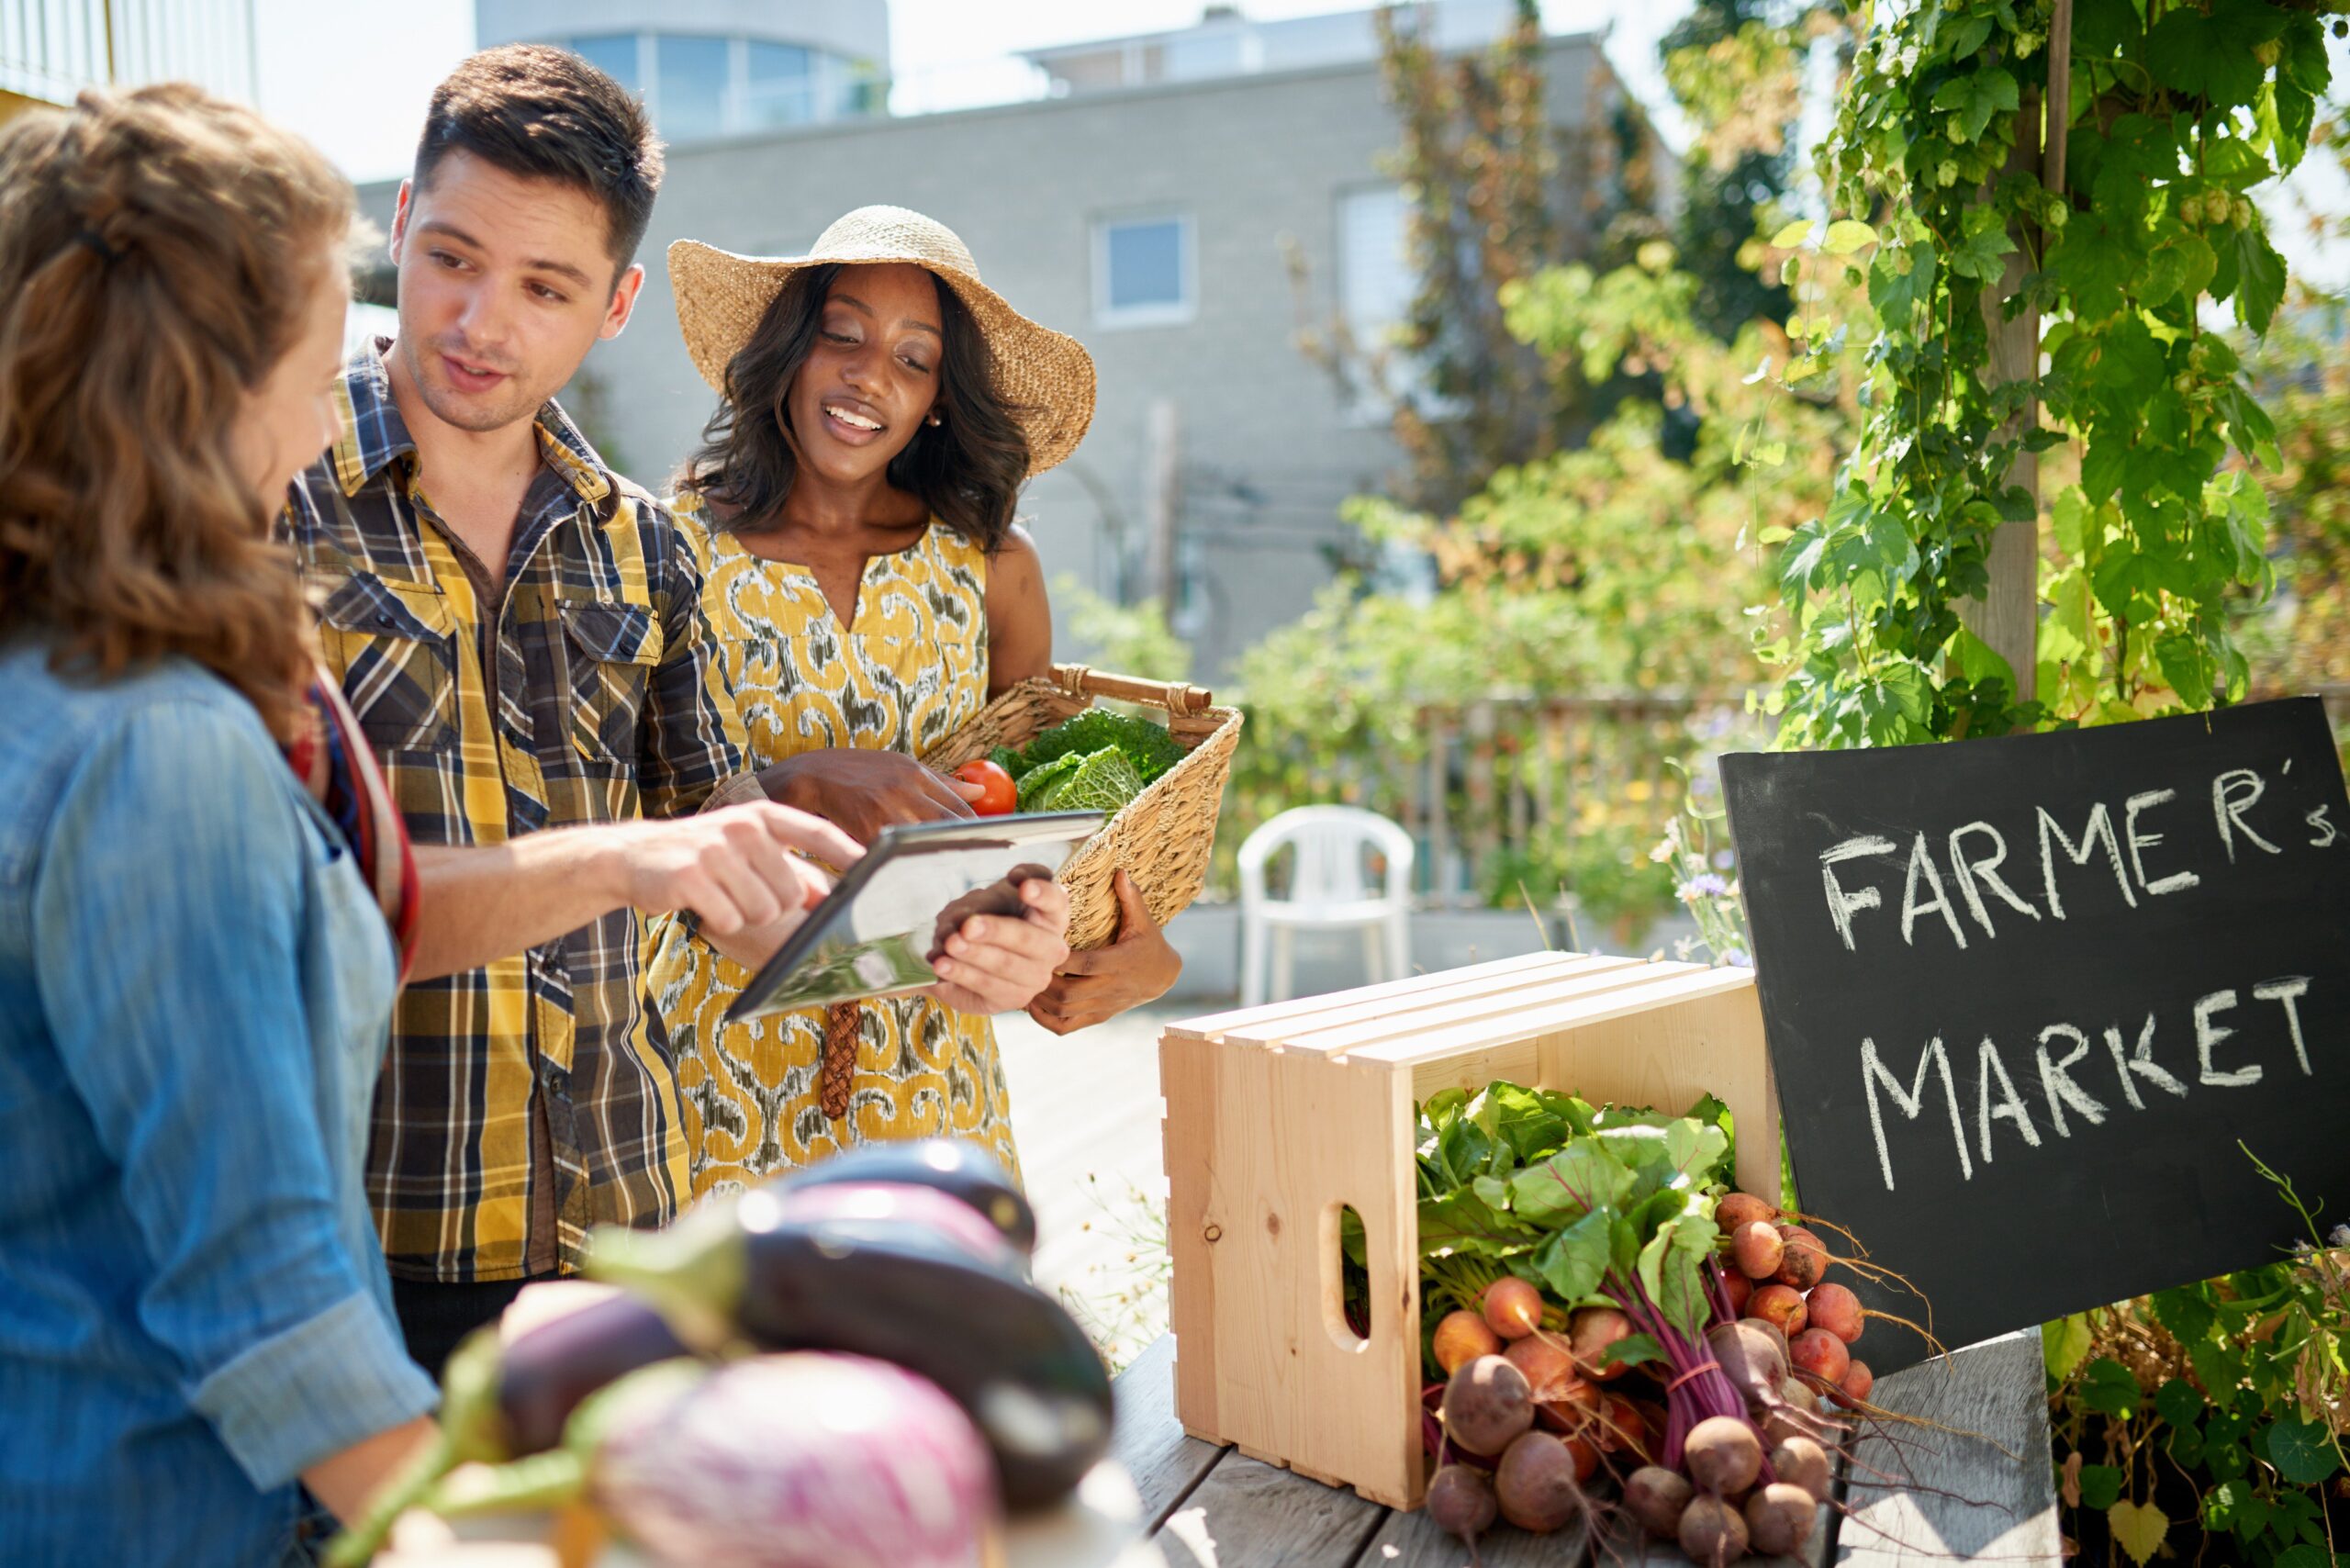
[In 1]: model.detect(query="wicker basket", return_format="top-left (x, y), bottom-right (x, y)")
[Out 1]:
top-left (921, 664), bottom-right (1243, 951)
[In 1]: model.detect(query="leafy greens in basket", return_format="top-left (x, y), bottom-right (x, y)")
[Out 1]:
top-left (990, 709), bottom-right (1184, 816)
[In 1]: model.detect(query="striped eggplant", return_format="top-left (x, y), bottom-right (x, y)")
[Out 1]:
top-left (588, 1354), bottom-right (996, 1568)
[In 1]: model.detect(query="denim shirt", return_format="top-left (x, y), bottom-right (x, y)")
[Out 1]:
top-left (0, 643), bottom-right (440, 1566)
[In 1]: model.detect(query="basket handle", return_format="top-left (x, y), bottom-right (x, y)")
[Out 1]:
top-left (1050, 663), bottom-right (1215, 716)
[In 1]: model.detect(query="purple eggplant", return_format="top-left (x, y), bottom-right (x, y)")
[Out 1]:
top-left (588, 1198), bottom-right (1112, 1511)
top-left (778, 1138), bottom-right (1036, 1256)
top-left (496, 1290), bottom-right (687, 1456)
top-left (326, 1295), bottom-right (688, 1566)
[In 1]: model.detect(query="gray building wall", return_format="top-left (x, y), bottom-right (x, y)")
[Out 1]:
top-left (476, 0), bottom-right (889, 66)
top-left (354, 34), bottom-right (1626, 681)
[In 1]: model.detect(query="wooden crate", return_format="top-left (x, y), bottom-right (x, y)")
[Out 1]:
top-left (1158, 952), bottom-right (1774, 1512)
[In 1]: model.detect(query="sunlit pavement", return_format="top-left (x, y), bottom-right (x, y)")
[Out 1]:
top-left (1000, 1004), bottom-right (1191, 1369)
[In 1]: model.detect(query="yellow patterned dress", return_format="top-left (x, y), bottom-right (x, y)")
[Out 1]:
top-left (646, 492), bottom-right (1021, 1199)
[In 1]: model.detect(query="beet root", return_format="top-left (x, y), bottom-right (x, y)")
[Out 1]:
top-left (1683, 1415), bottom-right (1764, 1495)
top-left (1624, 1465), bottom-right (1694, 1540)
top-left (1836, 1359), bottom-right (1875, 1406)
top-left (1592, 1393), bottom-right (1644, 1457)
top-left (1715, 1192), bottom-right (1777, 1232)
top-left (1494, 1430), bottom-right (1584, 1533)
top-left (1435, 1309), bottom-right (1503, 1375)
top-left (1774, 1226), bottom-right (1829, 1290)
top-left (1504, 1334), bottom-right (1580, 1404)
top-left (1806, 1282), bottom-right (1864, 1344)
top-left (1678, 1493), bottom-right (1751, 1565)
top-left (1731, 1221), bottom-right (1785, 1282)
top-left (1744, 1482), bottom-right (1818, 1556)
top-left (1426, 1463), bottom-right (1497, 1541)
top-left (1568, 1306), bottom-right (1636, 1381)
top-left (1481, 1276), bottom-right (1545, 1340)
top-left (1770, 1434), bottom-right (1833, 1503)
top-left (1533, 1378), bottom-right (1600, 1436)
top-left (1707, 1320), bottom-right (1787, 1408)
top-left (1442, 1354), bottom-right (1535, 1458)
top-left (1791, 1327), bottom-right (1852, 1386)
top-left (1749, 1282), bottom-right (1807, 1339)
top-left (1737, 1316), bottom-right (1792, 1373)
top-left (1761, 1376), bottom-right (1830, 1447)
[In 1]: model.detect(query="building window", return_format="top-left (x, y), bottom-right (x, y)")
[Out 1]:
top-left (1094, 214), bottom-right (1195, 328)
top-left (1337, 182), bottom-right (1449, 417)
top-left (1338, 184), bottom-right (1412, 344)
top-left (557, 31), bottom-right (876, 144)
top-left (567, 33), bottom-right (642, 95)
top-left (744, 40), bottom-right (816, 128)
top-left (655, 34), bottom-right (730, 142)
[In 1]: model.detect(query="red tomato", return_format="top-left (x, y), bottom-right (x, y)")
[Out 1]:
top-left (955, 759), bottom-right (1018, 816)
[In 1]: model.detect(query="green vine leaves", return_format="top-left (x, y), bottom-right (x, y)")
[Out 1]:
top-left (1762, 0), bottom-right (2335, 747)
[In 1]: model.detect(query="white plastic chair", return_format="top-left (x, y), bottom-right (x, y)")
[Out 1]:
top-left (1237, 806), bottom-right (1415, 1006)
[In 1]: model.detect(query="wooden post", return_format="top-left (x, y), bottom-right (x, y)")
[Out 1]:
top-left (1969, 113), bottom-right (2043, 707)
top-left (1964, 0), bottom-right (2071, 711)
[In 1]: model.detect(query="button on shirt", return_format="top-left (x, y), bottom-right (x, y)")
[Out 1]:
top-left (279, 342), bottom-right (757, 1282)
top-left (0, 646), bottom-right (437, 1567)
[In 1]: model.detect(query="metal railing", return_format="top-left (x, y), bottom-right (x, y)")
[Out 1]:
top-left (0, 0), bottom-right (109, 106)
top-left (1, 0), bottom-right (255, 111)
top-left (1219, 692), bottom-right (1763, 913)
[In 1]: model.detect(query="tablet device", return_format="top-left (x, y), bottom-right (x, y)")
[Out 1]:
top-left (723, 811), bottom-right (1106, 1022)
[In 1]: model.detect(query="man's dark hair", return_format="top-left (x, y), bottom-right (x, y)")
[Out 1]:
top-left (412, 44), bottom-right (663, 274)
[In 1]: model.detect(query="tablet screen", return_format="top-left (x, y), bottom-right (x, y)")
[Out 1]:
top-left (724, 812), bottom-right (1105, 1022)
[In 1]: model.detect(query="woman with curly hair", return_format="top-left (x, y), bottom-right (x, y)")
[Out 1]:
top-left (0, 87), bottom-right (440, 1562)
top-left (649, 208), bottom-right (1185, 1196)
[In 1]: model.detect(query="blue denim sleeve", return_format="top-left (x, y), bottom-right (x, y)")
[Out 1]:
top-left (31, 700), bottom-right (436, 1491)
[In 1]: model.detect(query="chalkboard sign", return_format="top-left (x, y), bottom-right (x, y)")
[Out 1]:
top-left (1722, 698), bottom-right (2350, 1373)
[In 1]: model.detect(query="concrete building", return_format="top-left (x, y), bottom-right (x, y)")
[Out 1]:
top-left (362, 2), bottom-right (1650, 678)
top-left (1, 0), bottom-right (258, 122)
top-left (474, 0), bottom-right (890, 142)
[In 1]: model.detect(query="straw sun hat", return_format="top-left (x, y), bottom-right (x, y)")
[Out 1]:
top-left (669, 206), bottom-right (1097, 476)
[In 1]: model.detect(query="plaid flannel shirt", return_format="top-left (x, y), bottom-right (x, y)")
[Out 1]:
top-left (279, 342), bottom-right (755, 1282)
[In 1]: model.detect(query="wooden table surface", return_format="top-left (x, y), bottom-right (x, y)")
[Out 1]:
top-left (1107, 1331), bottom-right (2065, 1567)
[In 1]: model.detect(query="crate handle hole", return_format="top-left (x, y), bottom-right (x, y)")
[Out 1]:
top-left (1324, 1203), bottom-right (1371, 1350)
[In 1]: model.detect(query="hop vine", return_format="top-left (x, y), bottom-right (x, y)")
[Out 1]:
top-left (1762, 0), bottom-right (2338, 747)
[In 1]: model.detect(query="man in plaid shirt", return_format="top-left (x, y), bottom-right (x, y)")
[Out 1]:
top-left (282, 46), bottom-right (1069, 1374)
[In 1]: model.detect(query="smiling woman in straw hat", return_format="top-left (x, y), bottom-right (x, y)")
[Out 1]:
top-left (647, 206), bottom-right (1184, 1197)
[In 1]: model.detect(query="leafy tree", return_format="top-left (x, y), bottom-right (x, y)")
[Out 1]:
top-left (1225, 15), bottom-right (1852, 930)
top-left (1292, 0), bottom-right (1662, 511)
top-left (1658, 0), bottom-right (1805, 339)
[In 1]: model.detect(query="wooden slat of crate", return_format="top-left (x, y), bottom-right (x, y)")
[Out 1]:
top-left (1217, 956), bottom-right (1641, 1055)
top-left (1347, 965), bottom-right (1751, 1067)
top-left (1259, 958), bottom-right (1673, 1060)
top-left (1165, 952), bottom-right (1565, 1043)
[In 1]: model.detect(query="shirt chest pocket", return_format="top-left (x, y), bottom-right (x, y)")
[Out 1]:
top-left (317, 574), bottom-right (457, 756)
top-left (558, 597), bottom-right (665, 767)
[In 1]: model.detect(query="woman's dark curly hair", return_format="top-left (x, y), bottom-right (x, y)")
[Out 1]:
top-left (679, 263), bottom-right (1031, 553)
